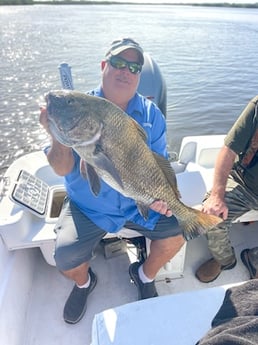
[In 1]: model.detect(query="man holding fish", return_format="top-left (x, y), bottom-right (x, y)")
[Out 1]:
top-left (40, 37), bottom-right (185, 324)
top-left (40, 38), bottom-right (220, 324)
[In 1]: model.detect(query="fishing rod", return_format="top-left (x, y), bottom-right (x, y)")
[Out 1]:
top-left (59, 63), bottom-right (74, 90)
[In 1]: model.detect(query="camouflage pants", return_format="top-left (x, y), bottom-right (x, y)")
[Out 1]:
top-left (204, 172), bottom-right (258, 266)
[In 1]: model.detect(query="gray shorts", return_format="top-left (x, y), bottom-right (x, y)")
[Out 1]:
top-left (54, 198), bottom-right (182, 271)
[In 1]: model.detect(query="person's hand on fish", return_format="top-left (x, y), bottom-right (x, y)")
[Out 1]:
top-left (39, 106), bottom-right (68, 146)
top-left (202, 194), bottom-right (228, 220)
top-left (150, 200), bottom-right (173, 217)
top-left (39, 106), bottom-right (51, 134)
top-left (39, 105), bottom-right (75, 176)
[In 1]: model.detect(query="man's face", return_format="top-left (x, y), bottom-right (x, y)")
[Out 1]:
top-left (101, 48), bottom-right (142, 108)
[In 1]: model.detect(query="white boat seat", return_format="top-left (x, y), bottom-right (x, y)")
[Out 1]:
top-left (234, 209), bottom-right (258, 223)
top-left (103, 228), bottom-right (143, 240)
top-left (91, 282), bottom-right (246, 345)
top-left (178, 134), bottom-right (226, 168)
top-left (177, 161), bottom-right (258, 224)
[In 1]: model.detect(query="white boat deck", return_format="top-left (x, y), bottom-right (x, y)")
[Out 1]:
top-left (20, 221), bottom-right (256, 345)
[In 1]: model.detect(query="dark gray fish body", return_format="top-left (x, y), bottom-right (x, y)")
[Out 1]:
top-left (46, 90), bottom-right (222, 240)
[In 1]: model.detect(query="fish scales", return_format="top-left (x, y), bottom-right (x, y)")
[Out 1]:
top-left (46, 90), bottom-right (222, 240)
top-left (90, 106), bottom-right (173, 204)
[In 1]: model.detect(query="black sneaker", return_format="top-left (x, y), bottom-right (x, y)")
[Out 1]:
top-left (129, 261), bottom-right (158, 300)
top-left (63, 267), bottom-right (97, 324)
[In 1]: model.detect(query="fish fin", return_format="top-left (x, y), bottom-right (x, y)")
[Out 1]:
top-left (80, 159), bottom-right (88, 180)
top-left (153, 152), bottom-right (181, 199)
top-left (137, 202), bottom-right (149, 220)
top-left (178, 206), bottom-right (223, 240)
top-left (80, 160), bottom-right (101, 196)
top-left (131, 118), bottom-right (148, 142)
top-left (93, 151), bottom-right (124, 190)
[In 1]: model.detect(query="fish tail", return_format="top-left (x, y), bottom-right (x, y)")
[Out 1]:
top-left (179, 208), bottom-right (223, 241)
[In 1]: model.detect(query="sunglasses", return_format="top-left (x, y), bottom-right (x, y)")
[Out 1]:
top-left (107, 56), bottom-right (142, 74)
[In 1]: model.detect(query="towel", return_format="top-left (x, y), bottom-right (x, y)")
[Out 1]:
top-left (196, 280), bottom-right (258, 345)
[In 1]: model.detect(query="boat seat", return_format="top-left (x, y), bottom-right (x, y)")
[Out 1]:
top-left (91, 281), bottom-right (246, 345)
top-left (234, 210), bottom-right (258, 223)
top-left (177, 161), bottom-right (258, 224)
top-left (177, 134), bottom-right (226, 169)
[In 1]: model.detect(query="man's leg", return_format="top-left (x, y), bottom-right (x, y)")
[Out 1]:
top-left (54, 198), bottom-right (106, 324)
top-left (143, 235), bottom-right (185, 279)
top-left (195, 223), bottom-right (237, 283)
top-left (63, 262), bottom-right (90, 285)
top-left (126, 215), bottom-right (185, 299)
top-left (62, 264), bottom-right (97, 324)
top-left (206, 224), bottom-right (235, 266)
top-left (196, 175), bottom-right (258, 283)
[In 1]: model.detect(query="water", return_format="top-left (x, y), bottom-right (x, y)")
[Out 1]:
top-left (0, 4), bottom-right (258, 177)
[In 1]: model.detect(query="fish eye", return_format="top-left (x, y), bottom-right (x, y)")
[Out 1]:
top-left (67, 97), bottom-right (75, 105)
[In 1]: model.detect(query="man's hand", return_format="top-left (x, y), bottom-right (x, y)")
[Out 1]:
top-left (202, 194), bottom-right (228, 220)
top-left (39, 106), bottom-right (66, 146)
top-left (150, 200), bottom-right (172, 217)
top-left (39, 106), bottom-right (74, 175)
top-left (39, 106), bottom-right (52, 135)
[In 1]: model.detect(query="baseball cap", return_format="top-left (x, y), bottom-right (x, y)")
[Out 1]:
top-left (105, 38), bottom-right (144, 65)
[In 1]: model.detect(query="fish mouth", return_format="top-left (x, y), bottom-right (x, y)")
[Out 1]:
top-left (45, 93), bottom-right (84, 132)
top-left (48, 117), bottom-right (103, 147)
top-left (47, 117), bottom-right (75, 146)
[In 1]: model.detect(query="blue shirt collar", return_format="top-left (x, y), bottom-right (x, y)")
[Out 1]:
top-left (88, 86), bottom-right (144, 118)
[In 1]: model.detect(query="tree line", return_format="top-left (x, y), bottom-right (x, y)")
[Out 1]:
top-left (0, 0), bottom-right (33, 4)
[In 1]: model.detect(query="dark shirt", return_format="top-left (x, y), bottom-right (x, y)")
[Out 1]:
top-left (225, 95), bottom-right (258, 195)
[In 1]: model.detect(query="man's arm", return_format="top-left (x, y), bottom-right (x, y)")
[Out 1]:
top-left (39, 107), bottom-right (74, 176)
top-left (202, 145), bottom-right (236, 220)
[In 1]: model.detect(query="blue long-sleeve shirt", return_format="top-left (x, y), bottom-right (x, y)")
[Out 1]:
top-left (63, 86), bottom-right (168, 233)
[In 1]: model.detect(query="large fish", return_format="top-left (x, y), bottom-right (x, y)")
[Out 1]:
top-left (45, 90), bottom-right (222, 240)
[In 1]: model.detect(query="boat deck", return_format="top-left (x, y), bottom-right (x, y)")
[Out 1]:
top-left (23, 221), bottom-right (256, 345)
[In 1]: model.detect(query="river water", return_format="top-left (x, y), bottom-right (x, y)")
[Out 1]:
top-left (0, 4), bottom-right (258, 178)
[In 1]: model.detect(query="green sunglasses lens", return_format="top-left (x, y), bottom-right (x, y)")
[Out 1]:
top-left (109, 56), bottom-right (142, 74)
top-left (128, 63), bottom-right (141, 74)
top-left (113, 58), bottom-right (127, 69)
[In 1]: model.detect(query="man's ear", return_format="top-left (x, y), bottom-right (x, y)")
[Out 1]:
top-left (101, 60), bottom-right (106, 71)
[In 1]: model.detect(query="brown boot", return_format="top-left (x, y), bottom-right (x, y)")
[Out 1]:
top-left (195, 258), bottom-right (237, 283)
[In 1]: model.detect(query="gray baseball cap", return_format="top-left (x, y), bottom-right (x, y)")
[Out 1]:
top-left (105, 38), bottom-right (144, 65)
